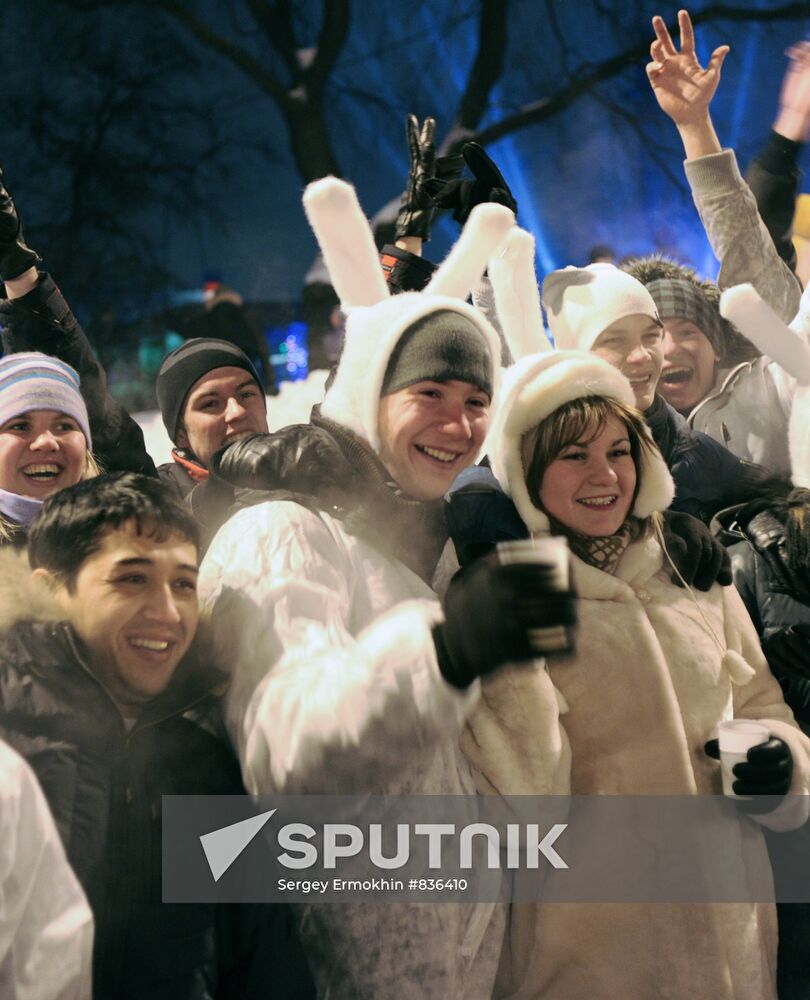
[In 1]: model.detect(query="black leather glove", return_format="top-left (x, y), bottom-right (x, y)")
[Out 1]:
top-left (393, 116), bottom-right (463, 243)
top-left (0, 168), bottom-right (41, 281)
top-left (661, 510), bottom-right (732, 591)
top-left (705, 736), bottom-right (793, 814)
top-left (424, 141), bottom-right (517, 226)
top-left (433, 556), bottom-right (577, 689)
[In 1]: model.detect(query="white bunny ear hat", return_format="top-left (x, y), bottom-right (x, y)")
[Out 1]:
top-left (482, 227), bottom-right (674, 532)
top-left (720, 283), bottom-right (810, 487)
top-left (301, 177), bottom-right (514, 452)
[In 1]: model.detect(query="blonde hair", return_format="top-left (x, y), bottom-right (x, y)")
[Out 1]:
top-left (0, 449), bottom-right (103, 544)
top-left (519, 395), bottom-right (658, 537)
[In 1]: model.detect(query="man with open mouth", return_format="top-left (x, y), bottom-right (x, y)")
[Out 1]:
top-left (542, 261), bottom-right (766, 524)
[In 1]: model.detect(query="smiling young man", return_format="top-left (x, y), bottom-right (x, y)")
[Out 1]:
top-left (155, 338), bottom-right (269, 498)
top-left (626, 255), bottom-right (795, 477)
top-left (197, 269), bottom-right (574, 997)
top-left (0, 472), bottom-right (308, 999)
top-left (542, 262), bottom-right (766, 523)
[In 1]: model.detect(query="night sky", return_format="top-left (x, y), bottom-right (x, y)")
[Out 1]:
top-left (3, 0), bottom-right (810, 314)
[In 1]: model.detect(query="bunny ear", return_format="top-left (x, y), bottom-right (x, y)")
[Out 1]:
top-left (488, 227), bottom-right (552, 360)
top-left (720, 284), bottom-right (810, 386)
top-left (303, 177), bottom-right (389, 308)
top-left (425, 203), bottom-right (514, 300)
top-left (789, 281), bottom-right (810, 341)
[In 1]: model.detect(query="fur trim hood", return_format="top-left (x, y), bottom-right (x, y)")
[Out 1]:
top-left (302, 176), bottom-right (513, 455)
top-left (0, 547), bottom-right (62, 632)
top-left (487, 351), bottom-right (675, 533)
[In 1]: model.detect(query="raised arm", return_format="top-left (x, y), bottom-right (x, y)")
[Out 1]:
top-left (646, 10), bottom-right (801, 321)
top-left (746, 42), bottom-right (810, 274)
top-left (0, 169), bottom-right (156, 476)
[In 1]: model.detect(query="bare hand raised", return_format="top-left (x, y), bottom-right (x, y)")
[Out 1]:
top-left (646, 9), bottom-right (729, 128)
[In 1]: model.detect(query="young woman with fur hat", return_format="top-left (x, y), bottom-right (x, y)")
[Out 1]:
top-left (447, 230), bottom-right (810, 999)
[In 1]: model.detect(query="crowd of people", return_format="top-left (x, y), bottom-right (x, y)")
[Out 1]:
top-left (2, 9), bottom-right (810, 1000)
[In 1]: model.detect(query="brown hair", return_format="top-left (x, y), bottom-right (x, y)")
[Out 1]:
top-left (519, 395), bottom-right (654, 519)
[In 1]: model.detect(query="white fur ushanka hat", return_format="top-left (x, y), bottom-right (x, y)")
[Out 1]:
top-left (487, 350), bottom-right (675, 534)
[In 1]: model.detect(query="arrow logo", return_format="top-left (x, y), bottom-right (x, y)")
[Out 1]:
top-left (200, 809), bottom-right (276, 881)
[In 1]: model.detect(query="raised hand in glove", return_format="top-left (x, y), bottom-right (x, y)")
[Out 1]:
top-left (0, 168), bottom-right (41, 281)
top-left (705, 736), bottom-right (793, 814)
top-left (662, 510), bottom-right (732, 591)
top-left (393, 115), bottom-right (464, 243)
top-left (433, 555), bottom-right (577, 690)
top-left (424, 141), bottom-right (517, 226)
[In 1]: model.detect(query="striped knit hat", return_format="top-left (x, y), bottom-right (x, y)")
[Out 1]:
top-left (0, 353), bottom-right (91, 446)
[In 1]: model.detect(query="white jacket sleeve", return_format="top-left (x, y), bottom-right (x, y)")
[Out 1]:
top-left (0, 741), bottom-right (93, 1000)
top-left (198, 501), bottom-right (478, 795)
top-left (724, 585), bottom-right (810, 832)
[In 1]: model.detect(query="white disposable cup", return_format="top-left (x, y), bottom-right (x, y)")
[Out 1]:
top-left (718, 720), bottom-right (770, 798)
top-left (496, 536), bottom-right (571, 653)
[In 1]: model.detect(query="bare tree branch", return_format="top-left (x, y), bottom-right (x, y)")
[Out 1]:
top-left (308, 0), bottom-right (351, 95)
top-left (472, 2), bottom-right (807, 147)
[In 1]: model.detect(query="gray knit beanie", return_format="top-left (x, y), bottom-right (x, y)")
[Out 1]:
top-left (381, 309), bottom-right (494, 398)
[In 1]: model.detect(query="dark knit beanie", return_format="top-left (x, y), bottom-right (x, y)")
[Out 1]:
top-left (156, 338), bottom-right (263, 441)
top-left (645, 278), bottom-right (726, 356)
top-left (381, 310), bottom-right (493, 398)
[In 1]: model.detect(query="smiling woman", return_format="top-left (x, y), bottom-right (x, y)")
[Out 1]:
top-left (0, 352), bottom-right (99, 546)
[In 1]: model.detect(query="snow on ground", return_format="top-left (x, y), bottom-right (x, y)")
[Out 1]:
top-left (133, 369), bottom-right (329, 467)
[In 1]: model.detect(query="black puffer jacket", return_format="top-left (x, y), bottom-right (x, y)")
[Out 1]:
top-left (0, 552), bottom-right (312, 1000)
top-left (0, 272), bottom-right (157, 477)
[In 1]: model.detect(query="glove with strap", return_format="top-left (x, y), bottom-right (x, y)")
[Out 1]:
top-left (433, 554), bottom-right (577, 689)
top-left (0, 168), bottom-right (41, 281)
top-left (425, 141), bottom-right (517, 226)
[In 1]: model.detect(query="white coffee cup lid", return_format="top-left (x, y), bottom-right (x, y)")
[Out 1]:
top-left (718, 719), bottom-right (769, 754)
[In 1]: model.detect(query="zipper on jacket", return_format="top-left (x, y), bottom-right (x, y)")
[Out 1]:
top-left (687, 362), bottom-right (751, 428)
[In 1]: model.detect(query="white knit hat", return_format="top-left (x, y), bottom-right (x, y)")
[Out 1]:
top-left (487, 350), bottom-right (675, 534)
top-left (542, 263), bottom-right (660, 352)
top-left (302, 177), bottom-right (513, 453)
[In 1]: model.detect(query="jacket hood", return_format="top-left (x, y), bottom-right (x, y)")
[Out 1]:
top-left (488, 350), bottom-right (675, 533)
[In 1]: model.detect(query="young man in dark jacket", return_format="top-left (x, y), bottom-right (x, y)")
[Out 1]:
top-left (0, 472), bottom-right (311, 1000)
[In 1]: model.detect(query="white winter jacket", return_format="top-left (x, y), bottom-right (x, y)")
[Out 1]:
top-left (683, 149), bottom-right (802, 474)
top-left (0, 739), bottom-right (93, 1000)
top-left (199, 499), bottom-right (505, 1000)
